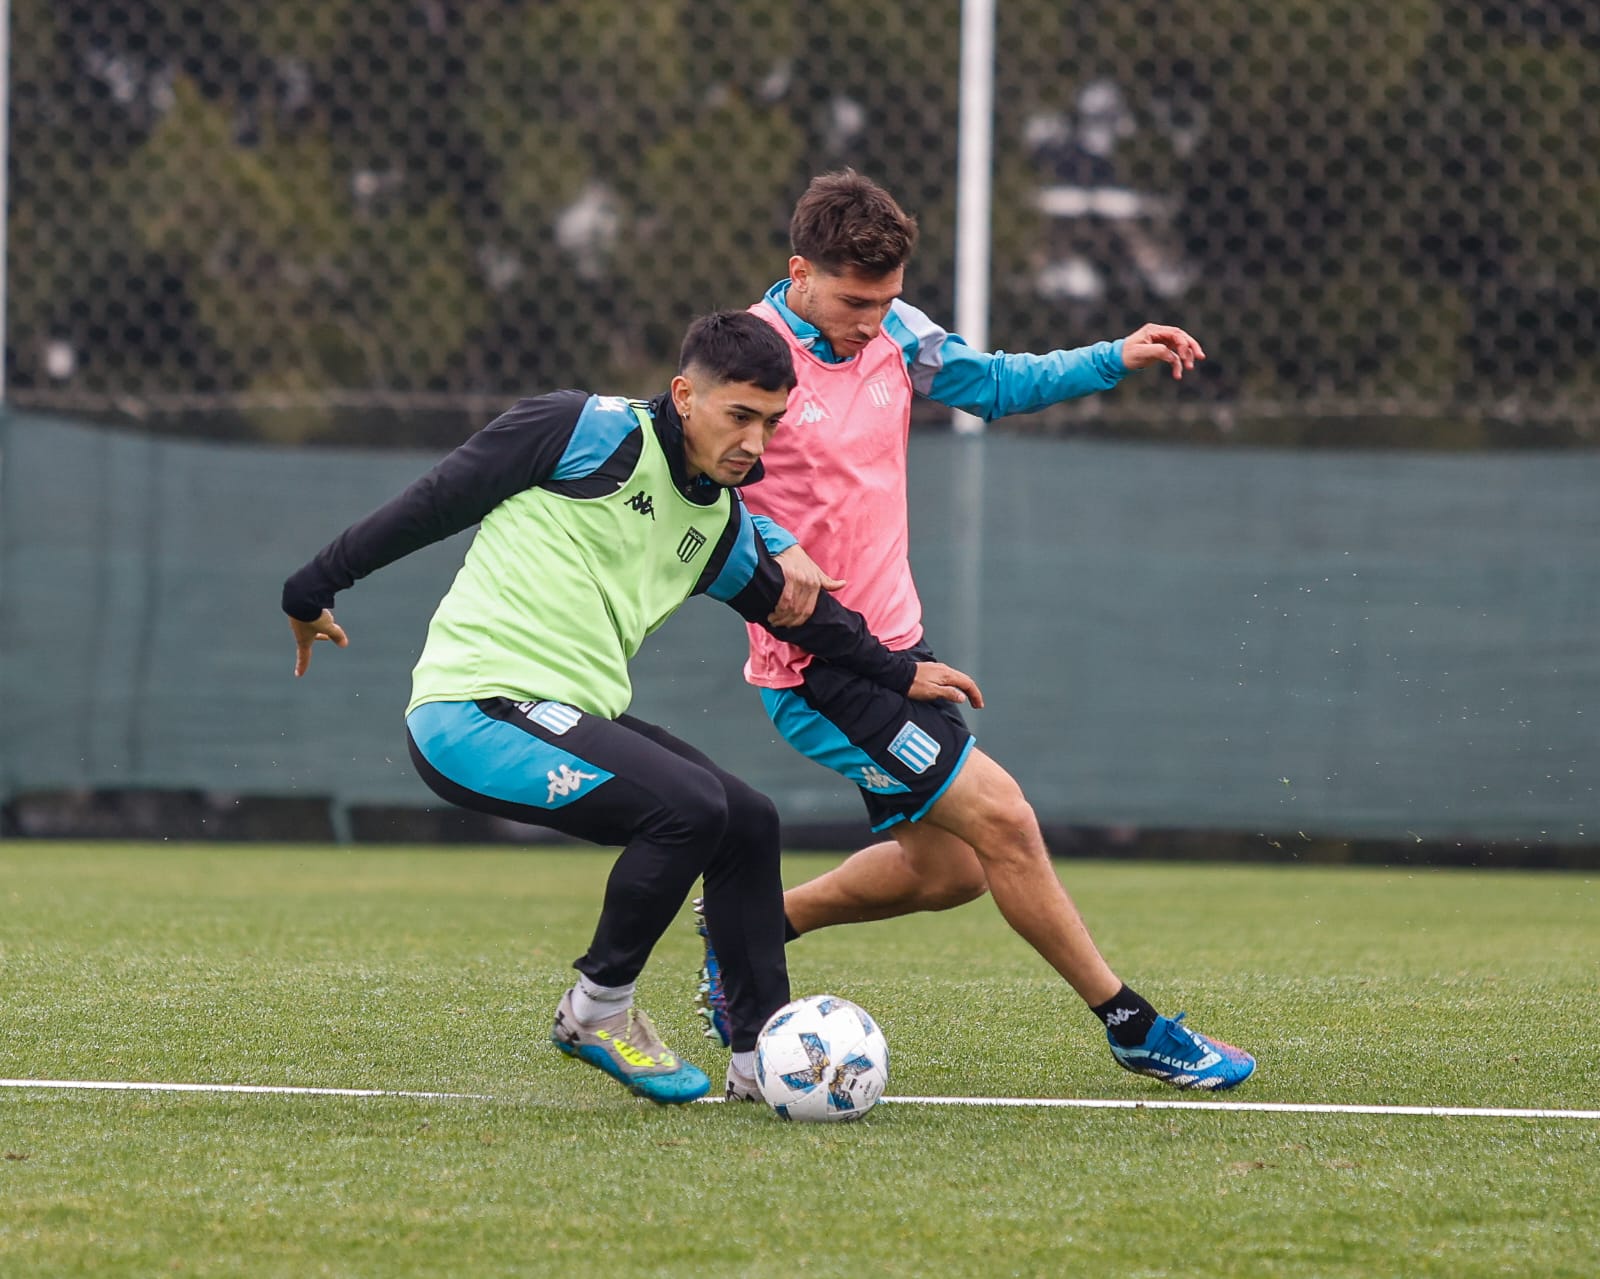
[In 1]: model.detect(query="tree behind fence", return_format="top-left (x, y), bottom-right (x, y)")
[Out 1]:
top-left (7, 2), bottom-right (1597, 439)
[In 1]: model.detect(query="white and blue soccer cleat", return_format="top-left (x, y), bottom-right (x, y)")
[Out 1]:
top-left (691, 896), bottom-right (732, 1048)
top-left (1108, 1012), bottom-right (1256, 1090)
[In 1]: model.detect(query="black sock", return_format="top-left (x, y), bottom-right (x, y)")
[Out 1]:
top-left (1091, 985), bottom-right (1159, 1048)
top-left (783, 915), bottom-right (800, 943)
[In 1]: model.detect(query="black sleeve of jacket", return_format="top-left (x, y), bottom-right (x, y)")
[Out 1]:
top-left (703, 506), bottom-right (919, 695)
top-left (281, 390), bottom-right (588, 621)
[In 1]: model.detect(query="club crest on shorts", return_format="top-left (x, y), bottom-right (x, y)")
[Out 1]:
top-left (887, 722), bottom-right (941, 774)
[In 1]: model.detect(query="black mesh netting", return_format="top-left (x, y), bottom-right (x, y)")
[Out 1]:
top-left (7, 1), bottom-right (1598, 442)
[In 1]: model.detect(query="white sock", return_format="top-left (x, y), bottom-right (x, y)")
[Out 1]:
top-left (572, 976), bottom-right (634, 1026)
top-left (730, 1050), bottom-right (756, 1078)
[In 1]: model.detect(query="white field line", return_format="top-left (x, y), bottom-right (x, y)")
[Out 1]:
top-left (0, 1079), bottom-right (488, 1100)
top-left (3, 1079), bottom-right (1597, 1120)
top-left (879, 1096), bottom-right (1600, 1120)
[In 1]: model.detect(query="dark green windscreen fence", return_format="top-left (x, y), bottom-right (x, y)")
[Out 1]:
top-left (7, 3), bottom-right (1597, 848)
top-left (3, 409), bottom-right (1594, 844)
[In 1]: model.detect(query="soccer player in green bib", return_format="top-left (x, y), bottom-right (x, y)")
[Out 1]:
top-left (282, 312), bottom-right (980, 1104)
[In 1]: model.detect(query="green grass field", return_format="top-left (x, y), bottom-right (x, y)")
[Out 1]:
top-left (2, 843), bottom-right (1597, 1277)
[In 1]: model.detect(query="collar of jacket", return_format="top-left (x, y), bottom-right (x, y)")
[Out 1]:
top-left (763, 278), bottom-right (845, 364)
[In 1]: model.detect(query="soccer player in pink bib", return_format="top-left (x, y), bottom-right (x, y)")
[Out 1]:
top-left (697, 171), bottom-right (1255, 1091)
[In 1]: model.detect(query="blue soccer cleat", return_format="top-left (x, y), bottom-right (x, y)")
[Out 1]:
top-left (691, 896), bottom-right (732, 1048)
top-left (1108, 1012), bottom-right (1256, 1090)
top-left (550, 988), bottom-right (710, 1104)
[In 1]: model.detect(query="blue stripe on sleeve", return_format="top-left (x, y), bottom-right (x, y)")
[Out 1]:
top-left (750, 514), bottom-right (797, 556)
top-left (705, 507), bottom-right (761, 601)
top-left (883, 301), bottom-right (940, 394)
top-left (552, 395), bottom-right (643, 480)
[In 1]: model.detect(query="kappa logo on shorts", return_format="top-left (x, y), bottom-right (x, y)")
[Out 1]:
top-left (516, 700), bottom-right (582, 736)
top-left (858, 765), bottom-right (901, 792)
top-left (887, 722), bottom-right (941, 775)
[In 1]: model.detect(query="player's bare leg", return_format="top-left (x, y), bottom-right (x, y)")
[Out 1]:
top-left (920, 749), bottom-right (1122, 1007)
top-left (695, 744), bottom-right (1255, 1089)
top-left (782, 822), bottom-right (987, 935)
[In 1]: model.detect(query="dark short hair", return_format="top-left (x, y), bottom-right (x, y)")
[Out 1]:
top-left (790, 169), bottom-right (919, 275)
top-left (678, 311), bottom-right (796, 392)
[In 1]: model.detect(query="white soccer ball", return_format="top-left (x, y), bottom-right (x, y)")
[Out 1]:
top-left (754, 994), bottom-right (889, 1122)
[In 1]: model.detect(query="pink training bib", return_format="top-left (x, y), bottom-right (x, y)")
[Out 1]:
top-left (742, 300), bottom-right (924, 688)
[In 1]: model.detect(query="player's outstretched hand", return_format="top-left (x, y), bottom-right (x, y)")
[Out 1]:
top-left (770, 543), bottom-right (846, 627)
top-left (289, 609), bottom-right (349, 677)
top-left (909, 662), bottom-right (984, 709)
top-left (1119, 323), bottom-right (1206, 380)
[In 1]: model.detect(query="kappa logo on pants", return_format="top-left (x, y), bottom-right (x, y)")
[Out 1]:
top-left (887, 722), bottom-right (941, 774)
top-left (546, 764), bottom-right (599, 803)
